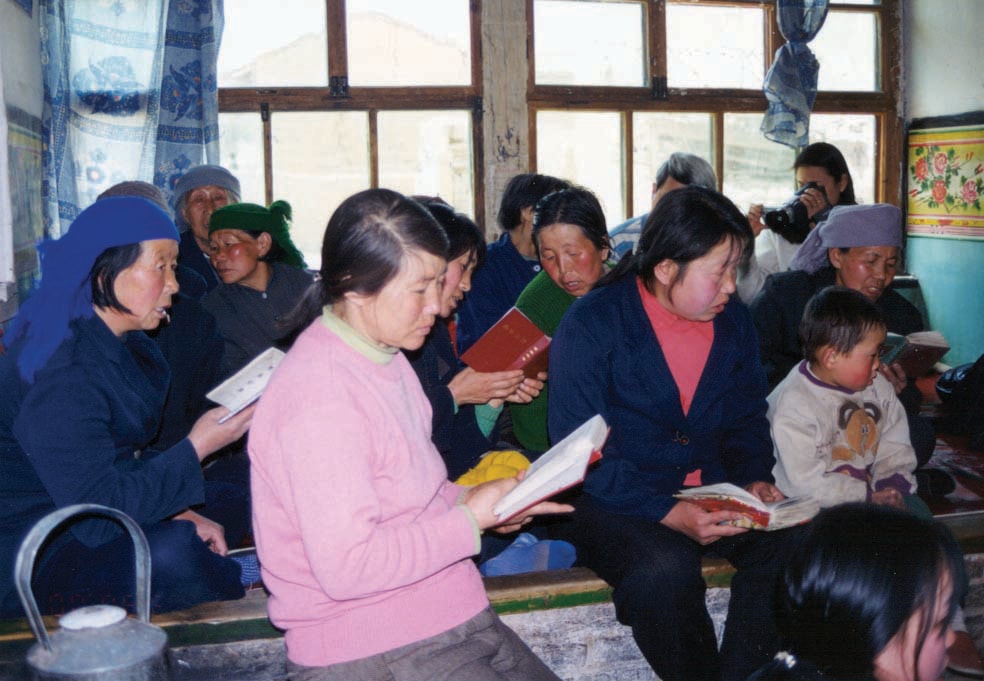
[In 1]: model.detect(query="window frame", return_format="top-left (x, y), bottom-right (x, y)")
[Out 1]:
top-left (217, 0), bottom-right (487, 222)
top-left (526, 0), bottom-right (903, 217)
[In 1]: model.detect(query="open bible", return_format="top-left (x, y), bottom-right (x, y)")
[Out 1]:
top-left (880, 330), bottom-right (950, 378)
top-left (674, 482), bottom-right (818, 531)
top-left (459, 307), bottom-right (550, 379)
top-left (492, 414), bottom-right (608, 522)
top-left (206, 347), bottom-right (286, 423)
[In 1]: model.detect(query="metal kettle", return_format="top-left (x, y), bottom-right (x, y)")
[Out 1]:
top-left (15, 504), bottom-right (171, 681)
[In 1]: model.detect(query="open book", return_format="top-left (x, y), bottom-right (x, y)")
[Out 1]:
top-left (674, 482), bottom-right (818, 531)
top-left (206, 347), bottom-right (286, 423)
top-left (459, 307), bottom-right (550, 379)
top-left (880, 331), bottom-right (950, 378)
top-left (492, 414), bottom-right (608, 521)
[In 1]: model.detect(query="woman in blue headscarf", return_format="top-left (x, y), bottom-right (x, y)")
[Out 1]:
top-left (0, 197), bottom-right (253, 617)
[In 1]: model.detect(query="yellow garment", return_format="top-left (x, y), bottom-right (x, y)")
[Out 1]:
top-left (455, 450), bottom-right (531, 486)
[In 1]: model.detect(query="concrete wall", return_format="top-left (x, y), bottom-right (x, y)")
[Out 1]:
top-left (902, 0), bottom-right (984, 365)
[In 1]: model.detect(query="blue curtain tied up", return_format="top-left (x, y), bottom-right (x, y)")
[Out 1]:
top-left (39, 0), bottom-right (224, 238)
top-left (761, 0), bottom-right (830, 150)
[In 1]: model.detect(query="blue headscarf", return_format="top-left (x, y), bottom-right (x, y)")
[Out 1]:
top-left (788, 203), bottom-right (903, 274)
top-left (5, 197), bottom-right (180, 383)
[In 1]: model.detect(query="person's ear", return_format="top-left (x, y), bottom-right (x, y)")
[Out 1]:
top-left (256, 232), bottom-right (273, 257)
top-left (819, 345), bottom-right (839, 369)
top-left (653, 259), bottom-right (678, 287)
top-left (837, 173), bottom-right (850, 194)
top-left (519, 205), bottom-right (535, 230)
top-left (827, 247), bottom-right (843, 270)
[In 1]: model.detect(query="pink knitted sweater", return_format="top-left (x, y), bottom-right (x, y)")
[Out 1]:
top-left (249, 316), bottom-right (487, 666)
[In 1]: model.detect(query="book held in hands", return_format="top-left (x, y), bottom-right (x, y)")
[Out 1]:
top-left (492, 414), bottom-right (609, 522)
top-left (879, 330), bottom-right (950, 378)
top-left (206, 347), bottom-right (286, 423)
top-left (674, 482), bottom-right (818, 531)
top-left (459, 307), bottom-right (550, 379)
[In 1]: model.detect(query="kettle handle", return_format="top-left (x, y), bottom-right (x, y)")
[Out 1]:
top-left (14, 504), bottom-right (153, 652)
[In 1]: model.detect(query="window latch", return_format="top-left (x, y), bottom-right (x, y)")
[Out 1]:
top-left (651, 76), bottom-right (668, 101)
top-left (329, 76), bottom-right (349, 98)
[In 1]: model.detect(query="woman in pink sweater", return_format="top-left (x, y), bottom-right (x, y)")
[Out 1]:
top-left (249, 189), bottom-right (568, 680)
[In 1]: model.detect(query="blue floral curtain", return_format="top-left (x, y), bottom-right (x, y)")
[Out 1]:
top-left (39, 0), bottom-right (223, 238)
top-left (760, 0), bottom-right (829, 150)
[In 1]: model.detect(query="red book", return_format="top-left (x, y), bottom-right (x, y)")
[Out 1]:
top-left (459, 307), bottom-right (550, 379)
top-left (674, 483), bottom-right (819, 531)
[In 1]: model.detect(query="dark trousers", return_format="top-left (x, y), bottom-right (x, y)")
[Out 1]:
top-left (29, 517), bottom-right (244, 616)
top-left (551, 496), bottom-right (801, 681)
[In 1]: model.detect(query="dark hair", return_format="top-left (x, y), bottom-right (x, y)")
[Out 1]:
top-left (496, 173), bottom-right (571, 232)
top-left (655, 152), bottom-right (717, 191)
top-left (795, 142), bottom-right (857, 206)
top-left (89, 242), bottom-right (144, 314)
top-left (285, 189), bottom-right (449, 331)
top-left (532, 186), bottom-right (610, 258)
top-left (417, 198), bottom-right (486, 270)
top-left (754, 503), bottom-right (966, 681)
top-left (798, 286), bottom-right (886, 363)
top-left (600, 185), bottom-right (751, 293)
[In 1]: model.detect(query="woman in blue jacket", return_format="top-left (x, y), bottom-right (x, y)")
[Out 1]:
top-left (0, 197), bottom-right (252, 617)
top-left (548, 186), bottom-right (800, 681)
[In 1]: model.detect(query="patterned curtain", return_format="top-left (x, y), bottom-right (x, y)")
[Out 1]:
top-left (39, 0), bottom-right (223, 238)
top-left (760, 0), bottom-right (829, 150)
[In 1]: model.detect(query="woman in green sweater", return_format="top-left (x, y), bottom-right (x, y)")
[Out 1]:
top-left (511, 186), bottom-right (613, 453)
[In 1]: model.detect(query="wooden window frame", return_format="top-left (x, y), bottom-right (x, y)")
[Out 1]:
top-left (526, 0), bottom-right (903, 216)
top-left (217, 0), bottom-right (487, 221)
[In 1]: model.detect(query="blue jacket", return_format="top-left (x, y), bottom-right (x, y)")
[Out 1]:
top-left (178, 231), bottom-right (220, 294)
top-left (548, 275), bottom-right (775, 521)
top-left (0, 315), bottom-right (205, 607)
top-left (455, 233), bottom-right (541, 354)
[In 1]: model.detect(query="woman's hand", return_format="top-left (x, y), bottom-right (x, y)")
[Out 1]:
top-left (799, 186), bottom-right (831, 220)
top-left (505, 373), bottom-right (547, 405)
top-left (745, 481), bottom-right (786, 503)
top-left (871, 488), bottom-right (906, 509)
top-left (448, 367), bottom-right (526, 406)
top-left (660, 500), bottom-right (748, 545)
top-left (461, 473), bottom-right (573, 533)
top-left (879, 362), bottom-right (908, 395)
top-left (187, 404), bottom-right (254, 462)
top-left (747, 204), bottom-right (765, 237)
top-left (173, 509), bottom-right (228, 555)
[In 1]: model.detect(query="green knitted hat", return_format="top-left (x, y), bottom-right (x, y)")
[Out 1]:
top-left (209, 200), bottom-right (307, 269)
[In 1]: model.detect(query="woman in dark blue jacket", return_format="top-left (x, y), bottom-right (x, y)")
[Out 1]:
top-left (548, 187), bottom-right (800, 681)
top-left (0, 197), bottom-right (252, 617)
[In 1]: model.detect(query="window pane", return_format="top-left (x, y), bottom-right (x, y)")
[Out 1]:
top-left (378, 111), bottom-right (474, 218)
top-left (536, 111), bottom-right (625, 225)
top-left (347, 0), bottom-right (471, 86)
top-left (813, 11), bottom-right (878, 91)
top-left (723, 114), bottom-right (797, 215)
top-left (631, 113), bottom-right (714, 217)
top-left (809, 114), bottom-right (877, 204)
top-left (219, 1), bottom-right (327, 87)
top-left (534, 0), bottom-right (645, 87)
top-left (667, 5), bottom-right (764, 89)
top-left (218, 113), bottom-right (264, 205)
top-left (271, 112), bottom-right (370, 269)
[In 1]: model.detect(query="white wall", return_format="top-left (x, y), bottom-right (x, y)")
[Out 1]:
top-left (904, 0), bottom-right (984, 119)
top-left (0, 2), bottom-right (42, 113)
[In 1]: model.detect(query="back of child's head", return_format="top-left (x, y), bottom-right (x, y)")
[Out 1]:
top-left (798, 286), bottom-right (886, 364)
top-left (748, 503), bottom-right (966, 681)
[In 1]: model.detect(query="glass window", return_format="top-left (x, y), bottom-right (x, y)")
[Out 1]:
top-left (218, 0), bottom-right (328, 87)
top-left (346, 0), bottom-right (471, 86)
top-left (666, 5), bottom-right (764, 90)
top-left (813, 11), bottom-right (878, 91)
top-left (809, 114), bottom-right (877, 204)
top-left (218, 113), bottom-right (265, 205)
top-left (271, 112), bottom-right (371, 268)
top-left (377, 110), bottom-right (475, 217)
top-left (723, 114), bottom-right (797, 215)
top-left (536, 111), bottom-right (625, 225)
top-left (533, 0), bottom-right (646, 87)
top-left (631, 113), bottom-right (714, 217)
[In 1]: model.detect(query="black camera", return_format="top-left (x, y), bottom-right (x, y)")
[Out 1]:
top-left (764, 181), bottom-right (829, 244)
